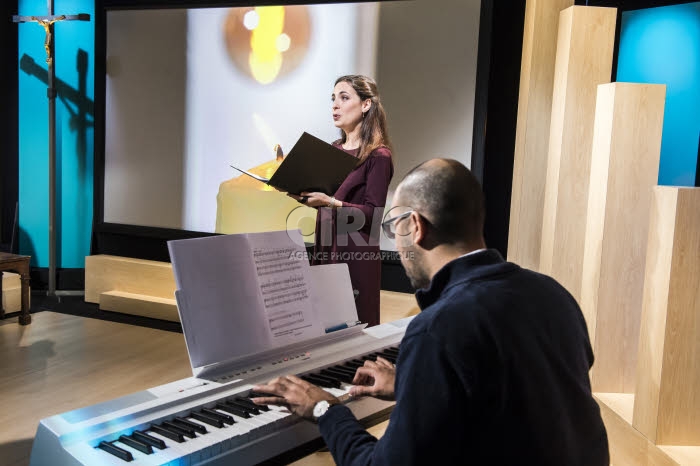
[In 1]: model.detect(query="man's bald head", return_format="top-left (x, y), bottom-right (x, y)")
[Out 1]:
top-left (395, 159), bottom-right (485, 247)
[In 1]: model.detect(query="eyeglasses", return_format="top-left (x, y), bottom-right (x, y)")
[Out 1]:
top-left (381, 210), bottom-right (414, 239)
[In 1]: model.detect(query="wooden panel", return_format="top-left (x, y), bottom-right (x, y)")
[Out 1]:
top-left (1, 272), bottom-right (22, 312)
top-left (595, 393), bottom-right (679, 466)
top-left (379, 290), bottom-right (419, 324)
top-left (508, 0), bottom-right (574, 270)
top-left (581, 83), bottom-right (666, 393)
top-left (539, 6), bottom-right (616, 301)
top-left (634, 187), bottom-right (700, 445)
top-left (85, 254), bottom-right (176, 303)
top-left (659, 446), bottom-right (700, 466)
top-left (100, 290), bottom-right (179, 322)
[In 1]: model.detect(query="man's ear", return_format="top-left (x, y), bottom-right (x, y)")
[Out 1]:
top-left (411, 212), bottom-right (428, 247)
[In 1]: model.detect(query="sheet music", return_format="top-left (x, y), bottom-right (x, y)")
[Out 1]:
top-left (168, 234), bottom-right (271, 368)
top-left (169, 230), bottom-right (328, 371)
top-left (248, 230), bottom-right (323, 345)
top-left (308, 263), bottom-right (359, 330)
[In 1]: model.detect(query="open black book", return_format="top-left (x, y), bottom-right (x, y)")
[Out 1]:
top-left (230, 132), bottom-right (358, 195)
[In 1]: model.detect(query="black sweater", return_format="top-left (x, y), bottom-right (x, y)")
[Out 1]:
top-left (319, 249), bottom-right (609, 465)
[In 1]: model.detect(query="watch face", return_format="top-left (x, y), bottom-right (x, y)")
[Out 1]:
top-left (313, 400), bottom-right (330, 419)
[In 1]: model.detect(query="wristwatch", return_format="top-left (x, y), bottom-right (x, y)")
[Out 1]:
top-left (313, 400), bottom-right (338, 420)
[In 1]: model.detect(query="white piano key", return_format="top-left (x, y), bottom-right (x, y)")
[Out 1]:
top-left (184, 418), bottom-right (242, 460)
top-left (147, 431), bottom-right (193, 466)
top-left (66, 443), bottom-right (130, 466)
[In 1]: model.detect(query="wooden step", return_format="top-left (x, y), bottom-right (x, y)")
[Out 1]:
top-left (1, 272), bottom-right (25, 313)
top-left (595, 393), bottom-right (700, 465)
top-left (99, 290), bottom-right (179, 322)
top-left (85, 255), bottom-right (176, 303)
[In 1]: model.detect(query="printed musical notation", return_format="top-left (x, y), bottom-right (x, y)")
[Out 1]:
top-left (249, 235), bottom-right (320, 340)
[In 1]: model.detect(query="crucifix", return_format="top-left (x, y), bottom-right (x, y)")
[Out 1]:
top-left (13, 2), bottom-right (90, 299)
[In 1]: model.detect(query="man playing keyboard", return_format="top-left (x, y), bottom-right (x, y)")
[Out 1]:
top-left (253, 159), bottom-right (609, 465)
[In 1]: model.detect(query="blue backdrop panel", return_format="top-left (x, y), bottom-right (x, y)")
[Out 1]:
top-left (617, 2), bottom-right (700, 186)
top-left (18, 0), bottom-right (94, 268)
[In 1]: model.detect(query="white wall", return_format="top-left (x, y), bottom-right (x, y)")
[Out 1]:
top-left (377, 0), bottom-right (481, 249)
top-left (104, 9), bottom-right (186, 229)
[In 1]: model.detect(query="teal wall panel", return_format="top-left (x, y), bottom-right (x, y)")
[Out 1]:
top-left (617, 3), bottom-right (700, 186)
top-left (18, 0), bottom-right (94, 268)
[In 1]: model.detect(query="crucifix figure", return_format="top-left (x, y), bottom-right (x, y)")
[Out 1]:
top-left (13, 2), bottom-right (90, 299)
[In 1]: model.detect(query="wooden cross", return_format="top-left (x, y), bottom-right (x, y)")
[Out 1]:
top-left (12, 2), bottom-right (90, 298)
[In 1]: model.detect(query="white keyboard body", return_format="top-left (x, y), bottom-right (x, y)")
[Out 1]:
top-left (29, 318), bottom-right (411, 466)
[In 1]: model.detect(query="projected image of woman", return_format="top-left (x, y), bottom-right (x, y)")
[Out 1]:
top-left (290, 75), bottom-right (393, 327)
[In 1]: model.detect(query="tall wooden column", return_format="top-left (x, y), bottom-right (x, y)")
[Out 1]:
top-left (508, 0), bottom-right (574, 271)
top-left (633, 187), bottom-right (700, 446)
top-left (539, 6), bottom-right (616, 301)
top-left (580, 83), bottom-right (666, 393)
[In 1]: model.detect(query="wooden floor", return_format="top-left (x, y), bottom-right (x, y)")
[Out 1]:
top-left (0, 290), bottom-right (419, 466)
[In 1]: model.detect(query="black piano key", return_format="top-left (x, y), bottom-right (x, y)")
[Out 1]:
top-left (149, 424), bottom-right (185, 443)
top-left (308, 373), bottom-right (342, 388)
top-left (119, 435), bottom-right (153, 455)
top-left (344, 361), bottom-right (364, 370)
top-left (384, 347), bottom-right (400, 355)
top-left (321, 368), bottom-right (354, 383)
top-left (174, 416), bottom-right (208, 434)
top-left (162, 420), bottom-right (196, 438)
top-left (227, 400), bottom-right (260, 415)
top-left (132, 430), bottom-right (166, 450)
top-left (219, 402), bottom-right (251, 418)
top-left (202, 407), bottom-right (235, 424)
top-left (191, 411), bottom-right (225, 428)
top-left (329, 365), bottom-right (357, 376)
top-left (314, 371), bottom-right (343, 384)
top-left (98, 441), bottom-right (134, 462)
top-left (248, 390), bottom-right (275, 399)
top-left (301, 374), bottom-right (333, 389)
top-left (378, 352), bottom-right (397, 363)
top-left (323, 365), bottom-right (355, 377)
top-left (237, 397), bottom-right (270, 412)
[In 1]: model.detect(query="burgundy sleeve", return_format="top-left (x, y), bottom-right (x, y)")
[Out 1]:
top-left (341, 148), bottom-right (393, 223)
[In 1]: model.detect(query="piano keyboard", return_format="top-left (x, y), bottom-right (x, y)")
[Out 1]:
top-left (30, 319), bottom-right (409, 466)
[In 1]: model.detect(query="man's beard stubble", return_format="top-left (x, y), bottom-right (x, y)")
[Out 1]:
top-left (404, 249), bottom-right (431, 290)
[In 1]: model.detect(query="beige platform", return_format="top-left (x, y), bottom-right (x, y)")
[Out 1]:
top-left (633, 187), bottom-right (700, 447)
top-left (85, 255), bottom-right (179, 321)
top-left (594, 393), bottom-right (695, 466)
top-left (1, 272), bottom-right (24, 313)
top-left (508, 0), bottom-right (574, 271)
top-left (513, 4), bottom-right (700, 464)
top-left (581, 82), bottom-right (666, 394)
top-left (539, 5), bottom-right (616, 301)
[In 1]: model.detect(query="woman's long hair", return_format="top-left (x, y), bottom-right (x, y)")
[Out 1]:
top-left (335, 75), bottom-right (392, 165)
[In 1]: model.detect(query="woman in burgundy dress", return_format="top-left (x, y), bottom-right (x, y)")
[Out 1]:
top-left (289, 75), bottom-right (393, 327)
